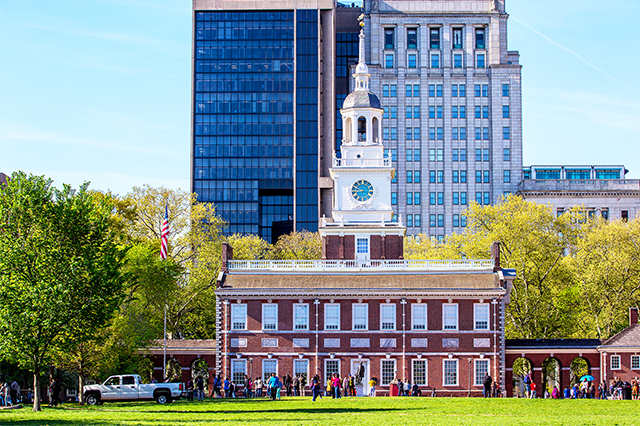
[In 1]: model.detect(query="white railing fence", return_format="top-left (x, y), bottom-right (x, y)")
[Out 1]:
top-left (227, 259), bottom-right (494, 272)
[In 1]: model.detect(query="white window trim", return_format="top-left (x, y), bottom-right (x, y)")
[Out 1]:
top-left (412, 359), bottom-right (428, 386)
top-left (293, 359), bottom-right (309, 380)
top-left (262, 303), bottom-right (278, 331)
top-left (355, 235), bottom-right (370, 260)
top-left (611, 355), bottom-right (621, 370)
top-left (631, 355), bottom-right (640, 370)
top-left (380, 303), bottom-right (396, 331)
top-left (474, 303), bottom-right (490, 331)
top-left (442, 303), bottom-right (459, 331)
top-left (324, 359), bottom-right (341, 384)
top-left (474, 359), bottom-right (490, 386)
top-left (380, 359), bottom-right (397, 386)
top-left (231, 303), bottom-right (247, 331)
top-left (443, 358), bottom-right (459, 386)
top-left (324, 303), bottom-right (341, 331)
top-left (262, 359), bottom-right (278, 381)
top-left (352, 303), bottom-right (369, 331)
top-left (293, 303), bottom-right (309, 331)
top-left (231, 359), bottom-right (247, 383)
top-left (412, 303), bottom-right (427, 330)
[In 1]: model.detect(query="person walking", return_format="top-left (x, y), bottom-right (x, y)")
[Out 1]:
top-left (368, 378), bottom-right (376, 397)
top-left (343, 375), bottom-right (349, 397)
top-left (255, 377), bottom-right (263, 397)
top-left (483, 373), bottom-right (492, 398)
top-left (292, 375), bottom-right (300, 396)
top-left (186, 379), bottom-right (194, 401)
top-left (244, 375), bottom-right (252, 398)
top-left (196, 376), bottom-right (204, 401)
top-left (285, 374), bottom-right (293, 397)
top-left (311, 375), bottom-right (322, 401)
top-left (223, 377), bottom-right (230, 398)
top-left (9, 380), bottom-right (19, 406)
top-left (268, 373), bottom-right (278, 401)
top-left (211, 374), bottom-right (221, 398)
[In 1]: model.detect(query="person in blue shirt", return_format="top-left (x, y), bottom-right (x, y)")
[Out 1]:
top-left (268, 373), bottom-right (279, 400)
top-left (223, 377), bottom-right (230, 398)
top-left (563, 387), bottom-right (570, 399)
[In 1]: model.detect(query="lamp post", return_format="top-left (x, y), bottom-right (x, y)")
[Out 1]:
top-left (468, 358), bottom-right (472, 397)
top-left (249, 358), bottom-right (253, 382)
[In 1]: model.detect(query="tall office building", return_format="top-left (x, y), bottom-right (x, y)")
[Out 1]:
top-left (191, 0), bottom-right (522, 241)
top-left (362, 0), bottom-right (522, 238)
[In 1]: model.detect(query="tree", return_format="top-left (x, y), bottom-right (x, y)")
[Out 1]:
top-left (570, 219), bottom-right (640, 338)
top-left (226, 234), bottom-right (274, 260)
top-left (273, 231), bottom-right (321, 260)
top-left (0, 172), bottom-right (126, 411)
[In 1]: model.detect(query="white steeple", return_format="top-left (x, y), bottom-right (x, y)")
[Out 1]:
top-left (354, 17), bottom-right (370, 91)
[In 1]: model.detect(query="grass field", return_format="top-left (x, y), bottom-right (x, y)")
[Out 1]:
top-left (2, 396), bottom-right (639, 426)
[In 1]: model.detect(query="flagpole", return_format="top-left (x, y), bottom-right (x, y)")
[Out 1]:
top-left (161, 204), bottom-right (169, 382)
top-left (163, 304), bottom-right (167, 381)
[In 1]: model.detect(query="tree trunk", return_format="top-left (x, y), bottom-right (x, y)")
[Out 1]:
top-left (33, 369), bottom-right (41, 412)
top-left (78, 373), bottom-right (85, 404)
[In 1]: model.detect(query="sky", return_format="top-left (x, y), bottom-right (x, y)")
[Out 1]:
top-left (1, 0), bottom-right (639, 196)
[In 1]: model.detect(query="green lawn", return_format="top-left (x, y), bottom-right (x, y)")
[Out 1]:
top-left (2, 397), bottom-right (639, 425)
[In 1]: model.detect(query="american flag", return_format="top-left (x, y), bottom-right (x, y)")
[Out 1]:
top-left (160, 205), bottom-right (169, 260)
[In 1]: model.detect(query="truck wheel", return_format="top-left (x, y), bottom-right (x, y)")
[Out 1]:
top-left (156, 393), bottom-right (172, 404)
top-left (85, 394), bottom-right (100, 406)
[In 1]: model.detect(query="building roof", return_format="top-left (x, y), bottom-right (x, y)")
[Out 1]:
top-left (145, 339), bottom-right (217, 355)
top-left (506, 339), bottom-right (602, 349)
top-left (218, 271), bottom-right (505, 297)
top-left (601, 324), bottom-right (640, 348)
top-left (342, 90), bottom-right (381, 110)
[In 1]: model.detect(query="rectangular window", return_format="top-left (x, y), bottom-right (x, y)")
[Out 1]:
top-left (407, 28), bottom-right (417, 49)
top-left (429, 106), bottom-right (435, 119)
top-left (476, 192), bottom-right (482, 204)
top-left (382, 360), bottom-right (396, 385)
top-left (414, 128), bottom-right (421, 140)
top-left (483, 149), bottom-right (490, 162)
top-left (414, 192), bottom-right (421, 205)
top-left (391, 149), bottom-right (397, 162)
top-left (408, 54), bottom-right (417, 68)
top-left (502, 84), bottom-right (510, 97)
top-left (482, 106), bottom-right (489, 118)
top-left (475, 360), bottom-right (490, 386)
top-left (482, 85), bottom-right (488, 97)
top-left (436, 85), bottom-right (443, 97)
top-left (413, 85), bottom-right (420, 97)
top-left (476, 171), bottom-right (482, 183)
top-left (430, 171), bottom-right (436, 183)
top-left (437, 106), bottom-right (443, 119)
top-left (460, 149), bottom-right (467, 162)
top-left (383, 128), bottom-right (389, 140)
top-left (460, 107), bottom-right (466, 119)
top-left (406, 106), bottom-right (412, 119)
top-left (414, 214), bottom-right (421, 227)
top-left (453, 28), bottom-right (463, 49)
top-left (324, 303), bottom-right (340, 330)
top-left (353, 303), bottom-right (368, 330)
top-left (475, 28), bottom-right (485, 49)
top-left (263, 359), bottom-right (278, 382)
top-left (474, 303), bottom-right (490, 330)
top-left (431, 53), bottom-right (440, 68)
top-left (452, 85), bottom-right (458, 97)
top-left (503, 170), bottom-right (511, 183)
top-left (475, 84), bottom-right (481, 97)
top-left (430, 27), bottom-right (440, 49)
top-left (414, 106), bottom-right (420, 118)
top-left (414, 149), bottom-right (421, 162)
top-left (484, 192), bottom-right (490, 205)
top-left (414, 171), bottom-right (421, 183)
top-left (475, 148), bottom-right (482, 161)
top-left (406, 128), bottom-right (413, 140)
top-left (407, 170), bottom-right (413, 183)
top-left (262, 303), bottom-right (278, 330)
top-left (385, 28), bottom-right (395, 49)
top-left (453, 172), bottom-right (459, 184)
top-left (475, 127), bottom-right (481, 140)
top-left (429, 84), bottom-right (435, 97)
top-left (390, 85), bottom-right (397, 97)
top-left (503, 127), bottom-right (511, 140)
top-left (385, 54), bottom-right (394, 69)
top-left (484, 170), bottom-right (490, 183)
top-left (611, 355), bottom-right (621, 370)
top-left (383, 85), bottom-right (389, 97)
top-left (356, 238), bottom-right (368, 255)
top-left (429, 148), bottom-right (436, 162)
top-left (503, 148), bottom-right (510, 161)
top-left (483, 127), bottom-right (489, 140)
top-left (437, 214), bottom-right (444, 227)
top-left (430, 192), bottom-right (436, 205)
top-left (429, 127), bottom-right (436, 140)
top-left (444, 359), bottom-right (458, 386)
top-left (460, 171), bottom-right (467, 183)
top-left (477, 54), bottom-right (485, 69)
top-left (413, 360), bottom-right (427, 386)
top-left (380, 304), bottom-right (396, 330)
top-left (453, 214), bottom-right (459, 227)
top-left (437, 149), bottom-right (444, 161)
top-left (391, 192), bottom-right (397, 205)
top-left (383, 107), bottom-right (389, 119)
top-left (232, 304), bottom-right (247, 330)
top-left (460, 84), bottom-right (466, 97)
top-left (475, 106), bottom-right (481, 119)
top-left (294, 303), bottom-right (309, 330)
top-left (390, 106), bottom-right (397, 119)
top-left (391, 127), bottom-right (397, 140)
top-left (430, 214), bottom-right (436, 227)
top-left (437, 171), bottom-right (444, 183)
top-left (454, 54), bottom-right (462, 68)
top-left (461, 215), bottom-right (467, 227)
top-left (325, 360), bottom-right (340, 382)
top-left (503, 105), bottom-right (510, 118)
top-left (406, 85), bottom-right (412, 98)
top-left (452, 106), bottom-right (458, 118)
top-left (407, 214), bottom-right (413, 228)
top-left (231, 359), bottom-right (246, 385)
top-left (452, 149), bottom-right (459, 162)
top-left (407, 192), bottom-right (413, 205)
top-left (437, 127), bottom-right (443, 140)
top-left (294, 359), bottom-right (309, 382)
top-left (443, 303), bottom-right (458, 330)
top-left (632, 355), bottom-right (640, 370)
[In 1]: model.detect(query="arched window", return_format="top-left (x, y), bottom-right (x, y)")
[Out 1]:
top-left (345, 117), bottom-right (352, 144)
top-left (358, 117), bottom-right (367, 142)
top-left (372, 117), bottom-right (379, 143)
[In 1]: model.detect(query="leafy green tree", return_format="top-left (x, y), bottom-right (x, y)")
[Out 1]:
top-left (0, 172), bottom-right (126, 411)
top-left (226, 234), bottom-right (274, 260)
top-left (273, 231), bottom-right (321, 260)
top-left (570, 219), bottom-right (640, 338)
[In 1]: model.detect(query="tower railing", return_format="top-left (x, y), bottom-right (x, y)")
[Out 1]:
top-left (227, 259), bottom-right (494, 272)
top-left (333, 157), bottom-right (391, 167)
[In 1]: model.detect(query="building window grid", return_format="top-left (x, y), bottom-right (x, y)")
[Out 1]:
top-left (475, 360), bottom-right (490, 386)
top-left (293, 303), bottom-right (309, 330)
top-left (413, 360), bottom-right (427, 386)
top-left (380, 304), bottom-right (396, 330)
top-left (325, 360), bottom-right (340, 382)
top-left (324, 303), bottom-right (340, 330)
top-left (231, 304), bottom-right (247, 330)
top-left (443, 359), bottom-right (458, 386)
top-left (263, 359), bottom-right (278, 382)
top-left (632, 355), bottom-right (640, 370)
top-left (231, 359), bottom-right (247, 385)
top-left (353, 303), bottom-right (369, 330)
top-left (262, 303), bottom-right (278, 330)
top-left (381, 360), bottom-right (396, 386)
top-left (611, 355), bottom-right (621, 370)
top-left (443, 303), bottom-right (458, 330)
top-left (474, 303), bottom-right (490, 330)
top-left (294, 359), bottom-right (309, 382)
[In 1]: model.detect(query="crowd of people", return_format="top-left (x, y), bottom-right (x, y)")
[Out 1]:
top-left (519, 372), bottom-right (640, 400)
top-left (205, 373), bottom-right (307, 400)
top-left (0, 380), bottom-right (22, 406)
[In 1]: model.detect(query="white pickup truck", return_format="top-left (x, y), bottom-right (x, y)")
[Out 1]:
top-left (83, 374), bottom-right (184, 405)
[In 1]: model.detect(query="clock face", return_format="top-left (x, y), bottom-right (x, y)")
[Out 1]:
top-left (351, 179), bottom-right (374, 202)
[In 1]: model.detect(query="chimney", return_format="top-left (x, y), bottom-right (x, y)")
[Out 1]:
top-left (221, 242), bottom-right (233, 273)
top-left (630, 307), bottom-right (638, 326)
top-left (491, 241), bottom-right (501, 272)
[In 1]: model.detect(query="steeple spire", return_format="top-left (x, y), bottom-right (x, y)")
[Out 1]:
top-left (354, 14), bottom-right (370, 91)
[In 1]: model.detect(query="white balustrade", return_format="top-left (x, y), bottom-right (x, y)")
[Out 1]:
top-left (227, 259), bottom-right (494, 272)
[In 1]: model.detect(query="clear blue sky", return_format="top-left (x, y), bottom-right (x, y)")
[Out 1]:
top-left (1, 0), bottom-right (639, 196)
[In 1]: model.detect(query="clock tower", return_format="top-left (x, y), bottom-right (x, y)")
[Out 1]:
top-left (320, 16), bottom-right (405, 261)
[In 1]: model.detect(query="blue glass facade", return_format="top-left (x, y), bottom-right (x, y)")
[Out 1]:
top-left (335, 32), bottom-right (359, 157)
top-left (193, 11), bottom-right (303, 242)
